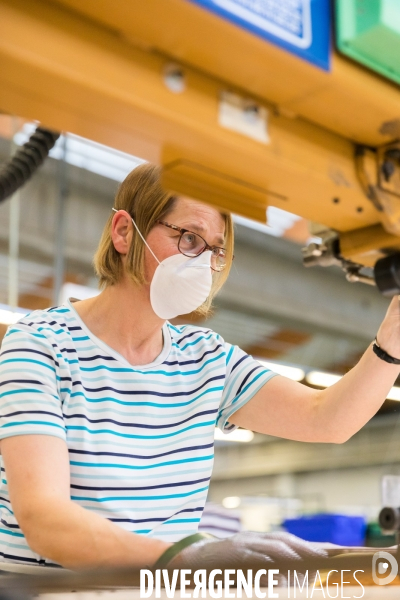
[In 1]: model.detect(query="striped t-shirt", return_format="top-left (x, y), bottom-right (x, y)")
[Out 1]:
top-left (0, 301), bottom-right (277, 565)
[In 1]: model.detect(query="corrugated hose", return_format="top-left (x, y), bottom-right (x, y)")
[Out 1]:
top-left (0, 126), bottom-right (60, 203)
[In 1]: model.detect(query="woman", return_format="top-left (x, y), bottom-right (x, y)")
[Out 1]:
top-left (0, 163), bottom-right (398, 570)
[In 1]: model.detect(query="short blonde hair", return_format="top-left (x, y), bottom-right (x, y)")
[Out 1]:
top-left (94, 163), bottom-right (234, 317)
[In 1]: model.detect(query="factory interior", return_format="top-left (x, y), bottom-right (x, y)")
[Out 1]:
top-left (2, 0), bottom-right (400, 594)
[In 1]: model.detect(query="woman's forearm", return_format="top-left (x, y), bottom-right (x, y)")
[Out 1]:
top-left (317, 343), bottom-right (400, 442)
top-left (21, 497), bottom-right (170, 570)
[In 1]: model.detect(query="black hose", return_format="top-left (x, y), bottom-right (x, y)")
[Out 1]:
top-left (0, 126), bottom-right (60, 203)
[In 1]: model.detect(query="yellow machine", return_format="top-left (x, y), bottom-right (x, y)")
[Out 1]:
top-left (1, 0), bottom-right (400, 291)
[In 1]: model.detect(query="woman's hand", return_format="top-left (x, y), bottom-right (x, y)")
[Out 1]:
top-left (168, 531), bottom-right (327, 570)
top-left (376, 295), bottom-right (400, 359)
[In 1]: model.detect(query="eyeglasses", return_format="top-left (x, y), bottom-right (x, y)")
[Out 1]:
top-left (157, 220), bottom-right (228, 272)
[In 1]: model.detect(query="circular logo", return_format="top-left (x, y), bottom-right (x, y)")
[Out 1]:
top-left (372, 551), bottom-right (398, 585)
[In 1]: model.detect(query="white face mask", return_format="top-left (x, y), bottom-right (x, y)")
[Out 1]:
top-left (112, 209), bottom-right (213, 319)
top-left (150, 250), bottom-right (213, 319)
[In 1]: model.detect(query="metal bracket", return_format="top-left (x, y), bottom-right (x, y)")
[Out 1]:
top-left (355, 143), bottom-right (400, 236)
top-left (302, 143), bottom-right (400, 288)
top-left (302, 231), bottom-right (376, 286)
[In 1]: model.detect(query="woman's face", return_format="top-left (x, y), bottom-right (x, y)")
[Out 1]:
top-left (144, 197), bottom-right (226, 283)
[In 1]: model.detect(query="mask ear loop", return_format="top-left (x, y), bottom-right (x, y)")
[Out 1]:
top-left (112, 208), bottom-right (161, 265)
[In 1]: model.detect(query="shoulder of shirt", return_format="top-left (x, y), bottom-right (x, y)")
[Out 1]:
top-left (7, 305), bottom-right (72, 335)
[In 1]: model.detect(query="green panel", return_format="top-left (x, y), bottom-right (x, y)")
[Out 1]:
top-left (336, 0), bottom-right (400, 85)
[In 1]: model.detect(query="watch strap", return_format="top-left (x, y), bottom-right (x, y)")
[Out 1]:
top-left (373, 339), bottom-right (400, 365)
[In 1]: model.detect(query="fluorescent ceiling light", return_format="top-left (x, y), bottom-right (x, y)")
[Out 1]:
top-left (306, 371), bottom-right (400, 403)
top-left (257, 359), bottom-right (305, 382)
top-left (214, 428), bottom-right (254, 443)
top-left (222, 496), bottom-right (241, 509)
top-left (60, 282), bottom-right (100, 305)
top-left (267, 206), bottom-right (302, 236)
top-left (233, 206), bottom-right (302, 238)
top-left (387, 387), bottom-right (400, 402)
top-left (306, 371), bottom-right (342, 387)
top-left (14, 124), bottom-right (145, 182)
top-left (0, 308), bottom-right (27, 326)
top-left (233, 214), bottom-right (269, 233)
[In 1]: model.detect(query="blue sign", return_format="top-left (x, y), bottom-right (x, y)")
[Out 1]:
top-left (188, 0), bottom-right (330, 71)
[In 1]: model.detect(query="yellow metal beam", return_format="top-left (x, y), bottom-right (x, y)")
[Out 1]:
top-left (0, 0), bottom-right (378, 233)
top-left (52, 0), bottom-right (400, 148)
top-left (340, 225), bottom-right (400, 268)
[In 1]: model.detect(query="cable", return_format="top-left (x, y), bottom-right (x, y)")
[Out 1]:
top-left (0, 126), bottom-right (60, 203)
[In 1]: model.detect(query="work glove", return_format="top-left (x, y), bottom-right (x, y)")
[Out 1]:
top-left (166, 531), bottom-right (327, 573)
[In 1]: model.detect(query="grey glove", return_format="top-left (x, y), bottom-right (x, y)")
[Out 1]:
top-left (168, 531), bottom-right (327, 570)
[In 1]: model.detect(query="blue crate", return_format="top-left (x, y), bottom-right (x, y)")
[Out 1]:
top-left (283, 514), bottom-right (366, 546)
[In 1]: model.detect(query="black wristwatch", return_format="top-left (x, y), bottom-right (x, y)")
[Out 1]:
top-left (372, 339), bottom-right (400, 365)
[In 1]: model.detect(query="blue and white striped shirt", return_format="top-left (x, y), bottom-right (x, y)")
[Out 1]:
top-left (0, 301), bottom-right (277, 565)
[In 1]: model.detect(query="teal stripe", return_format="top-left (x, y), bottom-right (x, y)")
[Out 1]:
top-left (70, 455), bottom-right (213, 470)
top-left (71, 485), bottom-right (209, 502)
top-left (4, 329), bottom-right (46, 339)
top-left (218, 372), bottom-right (278, 429)
top-left (1, 421), bottom-right (65, 431)
top-left (233, 370), bottom-right (271, 404)
top-left (66, 420), bottom-right (215, 440)
top-left (71, 467), bottom-right (211, 481)
top-left (69, 363), bottom-right (223, 387)
top-left (226, 344), bottom-right (234, 365)
top-left (220, 360), bottom-right (252, 407)
top-left (71, 345), bottom-right (98, 352)
top-left (69, 387), bottom-right (223, 408)
top-left (0, 540), bottom-right (32, 550)
top-left (36, 327), bottom-right (65, 335)
top-left (0, 358), bottom-right (55, 372)
top-left (0, 430), bottom-right (65, 442)
top-left (0, 398), bottom-right (61, 411)
top-left (0, 367), bottom-right (56, 380)
top-left (2, 334), bottom-right (50, 351)
top-left (132, 529), bottom-right (151, 534)
top-left (61, 314), bottom-right (81, 321)
top-left (174, 333), bottom-right (213, 351)
top-left (0, 389), bottom-right (58, 400)
top-left (79, 503), bottom-right (202, 514)
top-left (220, 359), bottom-right (259, 411)
top-left (67, 399), bottom-right (216, 419)
top-left (66, 431), bottom-right (213, 450)
top-left (167, 519), bottom-right (200, 524)
top-left (0, 527), bottom-right (24, 538)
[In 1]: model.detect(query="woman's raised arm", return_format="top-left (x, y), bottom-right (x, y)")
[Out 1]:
top-left (230, 297), bottom-right (400, 443)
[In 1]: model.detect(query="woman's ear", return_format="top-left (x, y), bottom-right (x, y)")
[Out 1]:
top-left (111, 210), bottom-right (133, 255)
